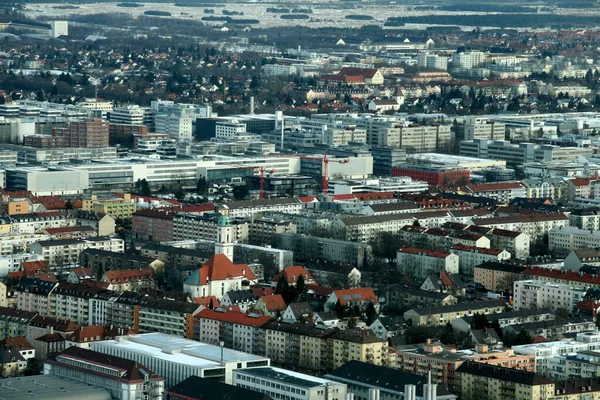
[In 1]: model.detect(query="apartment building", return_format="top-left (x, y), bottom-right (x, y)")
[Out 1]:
top-left (514, 331), bottom-right (600, 375)
top-left (30, 236), bottom-right (124, 267)
top-left (404, 300), bottom-right (506, 326)
top-left (328, 329), bottom-right (389, 370)
top-left (52, 119), bottom-right (110, 148)
top-left (16, 278), bottom-right (58, 315)
top-left (92, 332), bottom-right (270, 387)
top-left (10, 212), bottom-right (77, 234)
top-left (194, 308), bottom-right (270, 354)
top-left (523, 177), bottom-right (569, 203)
top-left (249, 215), bottom-right (296, 246)
top-left (223, 198), bottom-right (303, 219)
top-left (471, 213), bottom-right (569, 243)
top-left (234, 366), bottom-right (347, 400)
top-left (336, 211), bottom-right (451, 244)
top-left (395, 340), bottom-right (535, 390)
top-left (451, 245), bottom-right (511, 276)
top-left (89, 194), bottom-right (136, 220)
top-left (44, 347), bottom-right (164, 400)
top-left (452, 309), bottom-right (555, 333)
top-left (569, 209), bottom-right (600, 231)
top-left (524, 266), bottom-right (600, 291)
top-left (135, 297), bottom-right (201, 339)
top-left (514, 280), bottom-right (587, 312)
top-left (400, 225), bottom-right (491, 253)
top-left (49, 283), bottom-right (107, 326)
top-left (473, 261), bottom-right (525, 291)
top-left (326, 360), bottom-right (458, 400)
top-left (549, 226), bottom-right (600, 258)
top-left (442, 222), bottom-right (529, 259)
top-left (272, 232), bottom-right (373, 269)
top-left (462, 117), bottom-right (506, 141)
top-left (132, 209), bottom-right (175, 242)
top-left (173, 213), bottom-right (249, 242)
top-left (456, 361), bottom-right (555, 400)
top-left (100, 268), bottom-right (156, 291)
top-left (464, 182), bottom-right (527, 203)
top-left (396, 248), bottom-right (459, 280)
top-left (80, 248), bottom-right (164, 274)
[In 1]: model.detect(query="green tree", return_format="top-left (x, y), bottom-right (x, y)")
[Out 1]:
top-left (439, 322), bottom-right (456, 345)
top-left (232, 185), bottom-right (249, 200)
top-left (470, 313), bottom-right (489, 330)
top-left (196, 177), bottom-right (208, 195)
top-left (348, 317), bottom-right (358, 328)
top-left (334, 300), bottom-right (346, 318)
top-left (295, 274), bottom-right (307, 301)
top-left (135, 178), bottom-right (152, 197)
top-left (365, 301), bottom-right (378, 325)
top-left (555, 307), bottom-right (570, 321)
top-left (514, 328), bottom-right (533, 345)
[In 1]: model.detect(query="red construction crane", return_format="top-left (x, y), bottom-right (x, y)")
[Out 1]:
top-left (300, 155), bottom-right (349, 195)
top-left (218, 163), bottom-right (274, 199)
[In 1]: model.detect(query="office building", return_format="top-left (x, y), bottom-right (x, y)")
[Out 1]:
top-left (92, 332), bottom-right (270, 387)
top-left (234, 367), bottom-right (347, 400)
top-left (44, 347), bottom-right (164, 400)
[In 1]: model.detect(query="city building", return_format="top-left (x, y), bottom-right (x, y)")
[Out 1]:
top-left (92, 332), bottom-right (270, 387)
top-left (234, 366), bottom-right (347, 400)
top-left (455, 361), bottom-right (555, 400)
top-left (513, 280), bottom-right (587, 312)
top-left (0, 374), bottom-right (112, 400)
top-left (404, 300), bottom-right (506, 326)
top-left (30, 237), bottom-right (125, 267)
top-left (473, 261), bottom-right (525, 291)
top-left (168, 375), bottom-right (273, 400)
top-left (396, 248), bottom-right (459, 280)
top-left (325, 360), bottom-right (457, 400)
top-left (451, 245), bottom-right (512, 276)
top-left (44, 347), bottom-right (164, 400)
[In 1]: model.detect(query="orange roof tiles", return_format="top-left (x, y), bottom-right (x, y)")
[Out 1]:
top-left (193, 296), bottom-right (220, 308)
top-left (272, 266), bottom-right (315, 285)
top-left (333, 287), bottom-right (378, 306)
top-left (195, 309), bottom-right (271, 326)
top-left (399, 247), bottom-right (453, 259)
top-left (103, 268), bottom-right (154, 283)
top-left (259, 294), bottom-right (287, 312)
top-left (188, 254), bottom-right (255, 285)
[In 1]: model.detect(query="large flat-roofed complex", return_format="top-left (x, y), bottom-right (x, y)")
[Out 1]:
top-left (91, 332), bottom-right (270, 388)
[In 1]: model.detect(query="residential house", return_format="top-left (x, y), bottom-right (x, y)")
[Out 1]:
top-left (254, 294), bottom-right (287, 317)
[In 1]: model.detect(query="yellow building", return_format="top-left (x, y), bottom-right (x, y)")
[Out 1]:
top-left (404, 300), bottom-right (506, 326)
top-left (7, 199), bottom-right (31, 216)
top-left (553, 378), bottom-right (600, 400)
top-left (90, 193), bottom-right (136, 220)
top-left (328, 329), bottom-right (388, 370)
top-left (457, 361), bottom-right (555, 400)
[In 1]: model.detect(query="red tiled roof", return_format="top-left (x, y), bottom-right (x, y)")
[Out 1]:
top-left (0, 336), bottom-right (33, 350)
top-left (569, 177), bottom-right (596, 187)
top-left (333, 287), bottom-right (378, 306)
top-left (45, 226), bottom-right (96, 234)
top-left (259, 294), bottom-right (287, 312)
top-left (195, 308), bottom-right (271, 326)
top-left (193, 296), bottom-right (220, 308)
top-left (451, 244), bottom-right (505, 255)
top-left (467, 182), bottom-right (525, 192)
top-left (252, 287), bottom-right (275, 297)
top-left (191, 254), bottom-right (255, 285)
top-left (66, 325), bottom-right (132, 343)
top-left (103, 268), bottom-right (154, 283)
top-left (525, 266), bottom-right (600, 285)
top-left (331, 192), bottom-right (396, 202)
top-left (272, 266), bottom-right (315, 285)
top-left (298, 196), bottom-right (318, 203)
top-left (21, 260), bottom-right (50, 275)
top-left (399, 247), bottom-right (453, 259)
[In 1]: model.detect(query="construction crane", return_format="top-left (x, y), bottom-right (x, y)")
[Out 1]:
top-left (300, 155), bottom-right (349, 195)
top-left (219, 163), bottom-right (274, 199)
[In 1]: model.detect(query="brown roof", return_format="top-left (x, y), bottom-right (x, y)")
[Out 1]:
top-left (103, 268), bottom-right (155, 283)
top-left (467, 182), bottom-right (525, 192)
top-left (259, 294), bottom-right (287, 312)
top-left (339, 67), bottom-right (380, 78)
top-left (196, 309), bottom-right (271, 327)
top-left (473, 213), bottom-right (568, 225)
top-left (66, 325), bottom-right (133, 343)
top-left (399, 247), bottom-right (453, 259)
top-left (333, 287), bottom-right (378, 306)
top-left (0, 336), bottom-right (33, 350)
top-left (272, 266), bottom-right (315, 285)
top-left (50, 347), bottom-right (163, 383)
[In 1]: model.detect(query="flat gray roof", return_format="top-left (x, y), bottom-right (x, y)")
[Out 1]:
top-left (0, 375), bottom-right (112, 400)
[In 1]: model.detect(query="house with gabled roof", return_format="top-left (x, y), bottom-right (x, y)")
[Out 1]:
top-left (324, 287), bottom-right (379, 313)
top-left (183, 254), bottom-right (256, 300)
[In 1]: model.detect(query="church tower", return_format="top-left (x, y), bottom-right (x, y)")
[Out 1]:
top-left (215, 214), bottom-right (234, 261)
